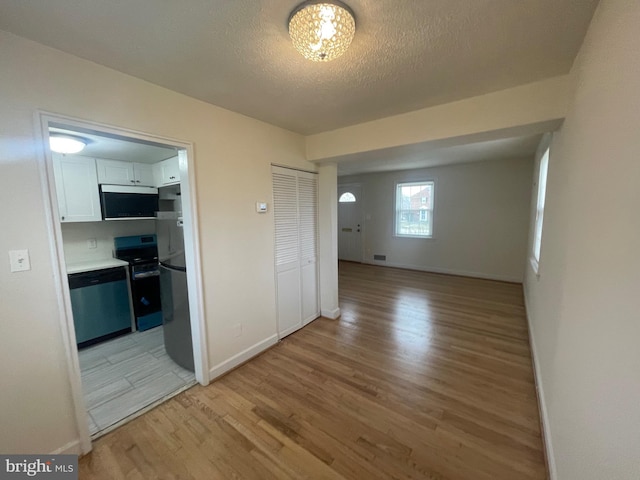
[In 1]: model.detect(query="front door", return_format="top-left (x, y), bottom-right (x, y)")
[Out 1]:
top-left (338, 184), bottom-right (363, 262)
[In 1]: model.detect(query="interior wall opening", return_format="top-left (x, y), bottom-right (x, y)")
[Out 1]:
top-left (40, 114), bottom-right (208, 447)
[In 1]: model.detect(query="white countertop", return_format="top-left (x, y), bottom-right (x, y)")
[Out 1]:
top-left (66, 258), bottom-right (129, 275)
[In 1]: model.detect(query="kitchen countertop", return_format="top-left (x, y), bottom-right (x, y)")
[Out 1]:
top-left (66, 258), bottom-right (129, 275)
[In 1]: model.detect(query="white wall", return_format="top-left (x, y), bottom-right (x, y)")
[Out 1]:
top-left (0, 30), bottom-right (314, 455)
top-left (61, 221), bottom-right (156, 263)
top-left (523, 1), bottom-right (640, 479)
top-left (340, 157), bottom-right (533, 282)
top-left (318, 163), bottom-right (340, 319)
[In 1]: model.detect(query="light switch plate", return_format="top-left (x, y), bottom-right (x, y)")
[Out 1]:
top-left (9, 249), bottom-right (31, 272)
top-left (256, 202), bottom-right (268, 213)
top-left (87, 238), bottom-right (97, 249)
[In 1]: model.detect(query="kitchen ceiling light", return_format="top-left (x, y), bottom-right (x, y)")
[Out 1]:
top-left (288, 1), bottom-right (355, 62)
top-left (49, 134), bottom-right (87, 154)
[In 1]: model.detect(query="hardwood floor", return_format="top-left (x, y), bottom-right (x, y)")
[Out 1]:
top-left (79, 262), bottom-right (547, 480)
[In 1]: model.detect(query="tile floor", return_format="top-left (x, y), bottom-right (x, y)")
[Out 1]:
top-left (78, 326), bottom-right (196, 436)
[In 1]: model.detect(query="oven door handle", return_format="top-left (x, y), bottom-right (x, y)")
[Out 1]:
top-left (132, 270), bottom-right (160, 279)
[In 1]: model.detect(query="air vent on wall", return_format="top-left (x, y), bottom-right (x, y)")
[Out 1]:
top-left (373, 254), bottom-right (386, 261)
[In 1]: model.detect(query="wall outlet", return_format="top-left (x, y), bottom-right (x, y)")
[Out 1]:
top-left (9, 249), bottom-right (31, 272)
top-left (87, 238), bottom-right (97, 249)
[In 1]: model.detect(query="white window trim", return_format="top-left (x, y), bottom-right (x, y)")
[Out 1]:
top-left (531, 148), bottom-right (549, 275)
top-left (394, 180), bottom-right (435, 239)
top-left (339, 191), bottom-right (356, 203)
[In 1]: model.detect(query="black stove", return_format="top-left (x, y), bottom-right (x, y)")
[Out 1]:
top-left (114, 235), bottom-right (163, 331)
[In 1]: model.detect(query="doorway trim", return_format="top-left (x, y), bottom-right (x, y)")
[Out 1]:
top-left (36, 111), bottom-right (210, 455)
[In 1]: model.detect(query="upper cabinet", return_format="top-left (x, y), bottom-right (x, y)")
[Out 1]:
top-left (52, 153), bottom-right (102, 223)
top-left (133, 163), bottom-right (155, 186)
top-left (96, 159), bottom-right (155, 186)
top-left (154, 156), bottom-right (180, 186)
top-left (51, 155), bottom-right (178, 224)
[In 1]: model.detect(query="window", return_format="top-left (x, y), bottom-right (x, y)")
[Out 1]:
top-left (532, 148), bottom-right (549, 271)
top-left (339, 192), bottom-right (356, 203)
top-left (395, 181), bottom-right (434, 238)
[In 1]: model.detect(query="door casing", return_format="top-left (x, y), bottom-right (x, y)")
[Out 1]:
top-left (36, 111), bottom-right (210, 454)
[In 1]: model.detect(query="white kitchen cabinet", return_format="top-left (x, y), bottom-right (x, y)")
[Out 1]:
top-left (96, 159), bottom-right (155, 186)
top-left (52, 153), bottom-right (102, 223)
top-left (133, 162), bottom-right (155, 186)
top-left (154, 156), bottom-right (180, 186)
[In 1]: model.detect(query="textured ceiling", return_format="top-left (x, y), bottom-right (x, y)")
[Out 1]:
top-left (0, 0), bottom-right (597, 135)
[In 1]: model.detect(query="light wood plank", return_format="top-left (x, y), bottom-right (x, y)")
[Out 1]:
top-left (79, 262), bottom-right (546, 479)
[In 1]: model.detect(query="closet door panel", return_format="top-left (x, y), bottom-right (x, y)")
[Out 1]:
top-left (272, 166), bottom-right (319, 337)
top-left (273, 168), bottom-right (302, 336)
top-left (298, 173), bottom-right (319, 324)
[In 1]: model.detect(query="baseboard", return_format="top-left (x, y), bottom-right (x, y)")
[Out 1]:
top-left (523, 289), bottom-right (557, 480)
top-left (364, 260), bottom-right (522, 283)
top-left (320, 307), bottom-right (341, 319)
top-left (51, 439), bottom-right (82, 455)
top-left (208, 334), bottom-right (278, 381)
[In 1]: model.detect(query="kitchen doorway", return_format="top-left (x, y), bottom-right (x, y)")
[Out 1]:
top-left (38, 112), bottom-right (209, 452)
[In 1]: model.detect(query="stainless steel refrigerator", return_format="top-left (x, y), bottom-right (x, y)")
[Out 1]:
top-left (156, 200), bottom-right (194, 372)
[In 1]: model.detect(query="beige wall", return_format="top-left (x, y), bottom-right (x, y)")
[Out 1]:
top-left (340, 157), bottom-right (534, 282)
top-left (307, 76), bottom-right (571, 162)
top-left (0, 30), bottom-right (312, 454)
top-left (523, 0), bottom-right (640, 478)
top-left (61, 221), bottom-right (156, 263)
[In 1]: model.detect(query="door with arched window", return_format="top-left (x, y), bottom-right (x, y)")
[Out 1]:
top-left (338, 184), bottom-right (363, 262)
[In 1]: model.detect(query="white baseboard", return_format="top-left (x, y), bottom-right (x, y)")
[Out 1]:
top-left (364, 260), bottom-right (522, 283)
top-left (321, 307), bottom-right (341, 319)
top-left (523, 289), bottom-right (557, 480)
top-left (208, 334), bottom-right (278, 381)
top-left (51, 439), bottom-right (82, 456)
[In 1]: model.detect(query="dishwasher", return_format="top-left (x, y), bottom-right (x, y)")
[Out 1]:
top-left (68, 267), bottom-right (133, 348)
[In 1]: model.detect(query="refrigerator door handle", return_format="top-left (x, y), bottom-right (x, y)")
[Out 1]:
top-left (159, 261), bottom-right (187, 272)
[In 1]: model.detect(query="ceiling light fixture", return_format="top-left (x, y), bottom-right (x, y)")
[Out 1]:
top-left (288, 1), bottom-right (355, 62)
top-left (49, 134), bottom-right (87, 154)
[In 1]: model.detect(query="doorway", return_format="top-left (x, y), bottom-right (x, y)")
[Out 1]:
top-left (39, 113), bottom-right (208, 451)
top-left (338, 183), bottom-right (363, 262)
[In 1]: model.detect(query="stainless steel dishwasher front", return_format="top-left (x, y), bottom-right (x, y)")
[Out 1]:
top-left (68, 266), bottom-right (132, 348)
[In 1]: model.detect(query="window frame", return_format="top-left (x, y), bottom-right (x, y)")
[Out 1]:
top-left (338, 191), bottom-right (356, 203)
top-left (531, 148), bottom-right (549, 273)
top-left (394, 180), bottom-right (435, 239)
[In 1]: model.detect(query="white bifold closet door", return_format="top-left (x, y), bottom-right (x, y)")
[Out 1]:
top-left (272, 166), bottom-right (319, 338)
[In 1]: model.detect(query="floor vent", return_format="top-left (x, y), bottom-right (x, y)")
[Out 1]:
top-left (373, 254), bottom-right (386, 261)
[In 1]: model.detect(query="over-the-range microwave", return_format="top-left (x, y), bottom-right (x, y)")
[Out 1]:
top-left (100, 185), bottom-right (159, 220)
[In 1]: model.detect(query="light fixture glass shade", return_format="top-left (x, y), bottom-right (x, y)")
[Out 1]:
top-left (49, 134), bottom-right (86, 154)
top-left (289, 2), bottom-right (355, 62)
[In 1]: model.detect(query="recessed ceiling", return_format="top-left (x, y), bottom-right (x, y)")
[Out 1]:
top-left (0, 0), bottom-right (598, 135)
